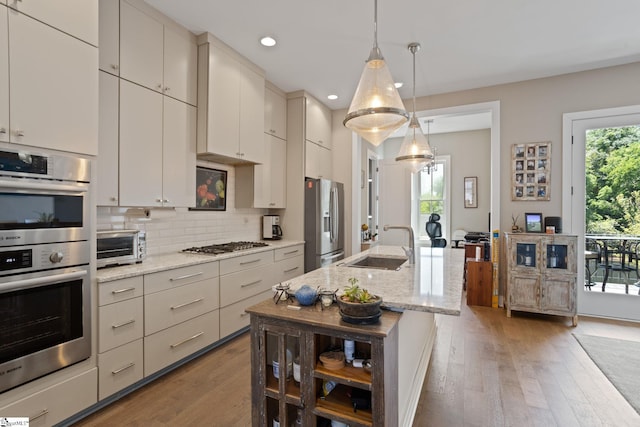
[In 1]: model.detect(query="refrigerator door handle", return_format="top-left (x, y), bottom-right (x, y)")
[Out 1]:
top-left (329, 187), bottom-right (335, 242)
top-left (333, 187), bottom-right (339, 244)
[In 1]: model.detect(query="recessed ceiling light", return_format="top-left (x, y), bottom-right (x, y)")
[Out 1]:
top-left (327, 94), bottom-right (338, 100)
top-left (394, 82), bottom-right (404, 89)
top-left (260, 36), bottom-right (276, 47)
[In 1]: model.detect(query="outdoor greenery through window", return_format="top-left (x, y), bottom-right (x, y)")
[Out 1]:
top-left (418, 164), bottom-right (445, 240)
top-left (586, 125), bottom-right (640, 234)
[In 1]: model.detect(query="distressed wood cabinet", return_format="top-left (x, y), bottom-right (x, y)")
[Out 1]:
top-left (505, 233), bottom-right (578, 326)
top-left (248, 299), bottom-right (400, 427)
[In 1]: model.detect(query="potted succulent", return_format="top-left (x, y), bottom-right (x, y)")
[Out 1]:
top-left (336, 278), bottom-right (382, 322)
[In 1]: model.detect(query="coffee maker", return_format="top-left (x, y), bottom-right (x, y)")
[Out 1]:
top-left (263, 215), bottom-right (283, 240)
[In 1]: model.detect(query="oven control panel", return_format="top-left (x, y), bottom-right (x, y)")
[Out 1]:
top-left (0, 241), bottom-right (89, 276)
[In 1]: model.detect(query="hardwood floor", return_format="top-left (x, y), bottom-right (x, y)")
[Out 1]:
top-left (74, 306), bottom-right (640, 426)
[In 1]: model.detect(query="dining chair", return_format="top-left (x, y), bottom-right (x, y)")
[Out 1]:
top-left (584, 238), bottom-right (600, 290)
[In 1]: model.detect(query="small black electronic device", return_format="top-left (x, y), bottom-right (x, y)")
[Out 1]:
top-left (545, 216), bottom-right (562, 233)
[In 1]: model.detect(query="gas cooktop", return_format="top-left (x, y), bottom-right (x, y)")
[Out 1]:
top-left (182, 241), bottom-right (269, 255)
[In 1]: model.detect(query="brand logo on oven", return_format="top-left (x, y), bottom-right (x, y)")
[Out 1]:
top-left (0, 236), bottom-right (21, 241)
top-left (0, 364), bottom-right (22, 377)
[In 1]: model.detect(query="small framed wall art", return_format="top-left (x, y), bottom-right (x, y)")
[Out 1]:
top-left (190, 166), bottom-right (227, 211)
top-left (464, 176), bottom-right (478, 208)
top-left (512, 142), bottom-right (551, 201)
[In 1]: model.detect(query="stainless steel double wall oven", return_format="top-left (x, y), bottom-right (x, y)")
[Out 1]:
top-left (0, 147), bottom-right (92, 393)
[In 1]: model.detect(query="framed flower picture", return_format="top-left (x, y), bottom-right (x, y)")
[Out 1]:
top-left (190, 166), bottom-right (227, 211)
top-left (512, 142), bottom-right (550, 201)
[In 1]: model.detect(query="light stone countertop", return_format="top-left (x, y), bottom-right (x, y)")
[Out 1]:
top-left (96, 240), bottom-right (305, 283)
top-left (286, 245), bottom-right (465, 315)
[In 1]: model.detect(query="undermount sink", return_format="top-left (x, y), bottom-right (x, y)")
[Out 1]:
top-left (344, 255), bottom-right (408, 271)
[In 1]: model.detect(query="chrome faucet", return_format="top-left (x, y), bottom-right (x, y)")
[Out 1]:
top-left (383, 225), bottom-right (415, 264)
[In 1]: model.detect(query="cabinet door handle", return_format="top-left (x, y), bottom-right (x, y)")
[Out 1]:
top-left (112, 287), bottom-right (136, 295)
top-left (170, 331), bottom-right (204, 348)
top-left (164, 86), bottom-right (170, 92)
top-left (30, 409), bottom-right (49, 422)
top-left (112, 362), bottom-right (135, 375)
top-left (240, 258), bottom-right (261, 266)
top-left (284, 266), bottom-right (299, 273)
top-left (15, 129), bottom-right (24, 137)
top-left (283, 250), bottom-right (299, 256)
top-left (241, 279), bottom-right (262, 288)
top-left (110, 196), bottom-right (118, 202)
top-left (156, 84), bottom-right (162, 90)
top-left (112, 319), bottom-right (135, 329)
top-left (170, 272), bottom-right (203, 281)
top-left (240, 311), bottom-right (249, 317)
top-left (0, 127), bottom-right (6, 134)
top-left (111, 64), bottom-right (119, 71)
top-left (171, 297), bottom-right (204, 310)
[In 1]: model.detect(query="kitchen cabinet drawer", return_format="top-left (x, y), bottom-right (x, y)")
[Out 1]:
top-left (144, 309), bottom-right (220, 376)
top-left (220, 265), bottom-right (274, 307)
top-left (144, 261), bottom-right (219, 294)
top-left (219, 289), bottom-right (271, 338)
top-left (98, 276), bottom-right (143, 306)
top-left (0, 368), bottom-right (97, 426)
top-left (98, 339), bottom-right (143, 400)
top-left (145, 277), bottom-right (220, 335)
top-left (274, 245), bottom-right (304, 262)
top-left (98, 297), bottom-right (144, 353)
top-left (273, 255), bottom-right (304, 283)
top-left (220, 251), bottom-right (273, 276)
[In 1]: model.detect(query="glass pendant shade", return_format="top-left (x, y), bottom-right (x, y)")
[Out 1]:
top-left (396, 115), bottom-right (433, 171)
top-left (344, 49), bottom-right (409, 146)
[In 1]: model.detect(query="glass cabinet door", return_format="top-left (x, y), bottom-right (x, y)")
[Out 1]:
top-left (545, 243), bottom-right (568, 270)
top-left (515, 242), bottom-right (537, 268)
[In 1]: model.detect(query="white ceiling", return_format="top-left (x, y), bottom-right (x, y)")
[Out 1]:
top-left (146, 0), bottom-right (640, 115)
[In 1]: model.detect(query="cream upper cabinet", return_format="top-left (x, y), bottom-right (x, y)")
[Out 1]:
top-left (120, 1), bottom-right (197, 106)
top-left (162, 96), bottom-right (196, 207)
top-left (7, 11), bottom-right (98, 154)
top-left (119, 80), bottom-right (195, 208)
top-left (119, 80), bottom-right (163, 207)
top-left (305, 95), bottom-right (332, 149)
top-left (264, 85), bottom-right (286, 140)
top-left (8, 0), bottom-right (98, 46)
top-left (163, 25), bottom-right (197, 106)
top-left (197, 34), bottom-right (265, 164)
top-left (0, 6), bottom-right (8, 142)
top-left (99, 0), bottom-right (119, 75)
top-left (305, 140), bottom-right (332, 179)
top-left (236, 134), bottom-right (286, 209)
top-left (120, 1), bottom-right (163, 94)
top-left (98, 71), bottom-right (119, 206)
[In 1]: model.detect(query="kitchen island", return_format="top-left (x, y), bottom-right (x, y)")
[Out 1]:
top-left (247, 245), bottom-right (464, 427)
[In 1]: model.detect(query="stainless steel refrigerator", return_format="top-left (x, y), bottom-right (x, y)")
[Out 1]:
top-left (304, 178), bottom-right (345, 272)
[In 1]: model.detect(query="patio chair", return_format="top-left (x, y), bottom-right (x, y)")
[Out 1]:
top-left (584, 238), bottom-right (600, 290)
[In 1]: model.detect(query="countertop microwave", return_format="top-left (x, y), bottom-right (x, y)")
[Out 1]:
top-left (97, 229), bottom-right (146, 268)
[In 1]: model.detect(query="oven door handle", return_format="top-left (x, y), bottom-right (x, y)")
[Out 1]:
top-left (0, 180), bottom-right (88, 193)
top-left (0, 269), bottom-right (87, 293)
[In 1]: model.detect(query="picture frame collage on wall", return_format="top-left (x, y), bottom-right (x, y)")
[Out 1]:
top-left (512, 142), bottom-right (551, 201)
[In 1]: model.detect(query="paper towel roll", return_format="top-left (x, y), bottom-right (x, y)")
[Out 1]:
top-left (475, 246), bottom-right (481, 260)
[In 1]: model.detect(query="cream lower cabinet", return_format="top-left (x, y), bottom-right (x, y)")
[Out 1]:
top-left (0, 369), bottom-right (97, 427)
top-left (505, 233), bottom-right (578, 326)
top-left (97, 276), bottom-right (144, 400)
top-left (219, 250), bottom-right (275, 339)
top-left (143, 262), bottom-right (220, 376)
top-left (273, 244), bottom-right (304, 283)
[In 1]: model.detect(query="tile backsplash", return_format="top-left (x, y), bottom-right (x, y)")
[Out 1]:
top-left (97, 162), bottom-right (268, 256)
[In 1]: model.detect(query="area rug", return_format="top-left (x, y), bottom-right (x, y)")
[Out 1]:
top-left (573, 334), bottom-right (640, 414)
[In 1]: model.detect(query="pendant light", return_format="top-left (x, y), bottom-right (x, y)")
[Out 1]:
top-left (395, 42), bottom-right (433, 172)
top-left (343, 0), bottom-right (409, 146)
